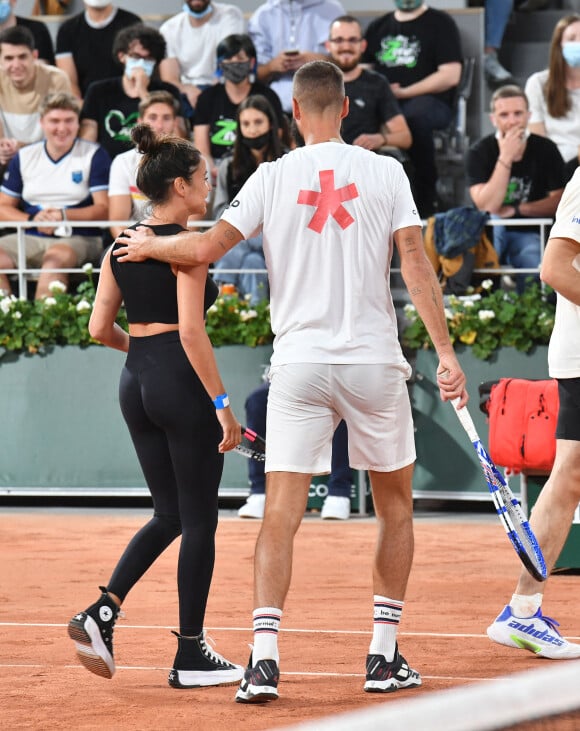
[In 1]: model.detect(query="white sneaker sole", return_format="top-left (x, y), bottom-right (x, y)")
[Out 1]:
top-left (169, 665), bottom-right (244, 688)
top-left (487, 624), bottom-right (580, 659)
top-left (364, 676), bottom-right (422, 693)
top-left (235, 684), bottom-right (279, 703)
top-left (68, 614), bottom-right (115, 679)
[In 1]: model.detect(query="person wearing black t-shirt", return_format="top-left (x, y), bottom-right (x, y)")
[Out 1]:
top-left (466, 85), bottom-right (565, 291)
top-left (363, 1), bottom-right (462, 216)
top-left (194, 34), bottom-right (285, 181)
top-left (326, 15), bottom-right (411, 153)
top-left (67, 123), bottom-right (244, 689)
top-left (80, 24), bottom-right (184, 160)
top-left (56, 1), bottom-right (141, 99)
top-left (0, 1), bottom-right (55, 64)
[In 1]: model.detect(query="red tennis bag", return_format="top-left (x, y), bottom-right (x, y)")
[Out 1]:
top-left (482, 378), bottom-right (559, 473)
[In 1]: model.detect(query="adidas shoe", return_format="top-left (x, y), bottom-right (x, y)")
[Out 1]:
top-left (321, 495), bottom-right (350, 520)
top-left (238, 493), bottom-right (265, 519)
top-left (235, 653), bottom-right (279, 703)
top-left (487, 605), bottom-right (580, 659)
top-left (67, 586), bottom-right (121, 679)
top-left (168, 631), bottom-right (244, 688)
top-left (364, 645), bottom-right (422, 693)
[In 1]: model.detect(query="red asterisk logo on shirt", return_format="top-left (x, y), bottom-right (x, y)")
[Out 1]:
top-left (297, 170), bottom-right (359, 233)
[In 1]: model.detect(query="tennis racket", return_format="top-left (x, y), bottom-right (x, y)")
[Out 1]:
top-left (451, 398), bottom-right (547, 582)
top-left (234, 426), bottom-right (266, 462)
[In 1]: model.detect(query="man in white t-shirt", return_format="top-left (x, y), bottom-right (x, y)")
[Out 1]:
top-left (487, 169), bottom-right (580, 660)
top-left (159, 0), bottom-right (244, 112)
top-left (114, 60), bottom-right (467, 701)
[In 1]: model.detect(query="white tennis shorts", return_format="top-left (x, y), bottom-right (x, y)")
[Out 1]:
top-left (265, 362), bottom-right (416, 474)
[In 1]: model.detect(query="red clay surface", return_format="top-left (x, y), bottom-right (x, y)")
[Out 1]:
top-left (2, 510), bottom-right (579, 730)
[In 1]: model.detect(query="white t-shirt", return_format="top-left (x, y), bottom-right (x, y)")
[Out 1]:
top-left (525, 69), bottom-right (580, 163)
top-left (545, 167), bottom-right (580, 378)
top-left (221, 141), bottom-right (420, 367)
top-left (160, 4), bottom-right (245, 87)
top-left (108, 147), bottom-right (150, 222)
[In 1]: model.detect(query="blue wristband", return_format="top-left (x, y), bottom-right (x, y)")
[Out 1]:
top-left (213, 392), bottom-right (230, 409)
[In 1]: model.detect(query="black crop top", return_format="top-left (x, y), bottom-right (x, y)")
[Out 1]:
top-left (110, 223), bottom-right (218, 324)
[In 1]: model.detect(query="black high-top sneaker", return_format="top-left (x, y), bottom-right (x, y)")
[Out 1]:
top-left (68, 586), bottom-right (121, 679)
top-left (168, 630), bottom-right (244, 688)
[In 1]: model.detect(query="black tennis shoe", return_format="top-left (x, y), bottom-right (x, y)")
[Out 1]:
top-left (364, 644), bottom-right (422, 693)
top-left (168, 631), bottom-right (244, 688)
top-left (67, 586), bottom-right (121, 679)
top-left (235, 653), bottom-right (279, 703)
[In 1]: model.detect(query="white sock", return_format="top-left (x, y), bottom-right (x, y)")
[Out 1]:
top-left (369, 595), bottom-right (403, 661)
top-left (252, 607), bottom-right (282, 664)
top-left (509, 593), bottom-right (543, 618)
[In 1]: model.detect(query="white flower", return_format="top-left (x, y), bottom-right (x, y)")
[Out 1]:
top-left (207, 304), bottom-right (218, 314)
top-left (404, 304), bottom-right (417, 319)
top-left (12, 310), bottom-right (22, 319)
top-left (0, 296), bottom-right (13, 314)
top-left (478, 309), bottom-right (496, 321)
top-left (82, 263), bottom-right (93, 274)
top-left (444, 308), bottom-right (453, 320)
top-left (48, 280), bottom-right (66, 294)
top-left (44, 297), bottom-right (57, 307)
top-left (463, 300), bottom-right (475, 308)
top-left (240, 309), bottom-right (258, 321)
top-left (76, 299), bottom-right (92, 312)
top-left (481, 279), bottom-right (494, 291)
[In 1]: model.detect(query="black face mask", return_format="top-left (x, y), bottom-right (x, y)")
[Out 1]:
top-left (240, 131), bottom-right (270, 150)
top-left (220, 60), bottom-right (252, 84)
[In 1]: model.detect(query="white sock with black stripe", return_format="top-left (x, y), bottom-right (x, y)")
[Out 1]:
top-left (252, 607), bottom-right (282, 664)
top-left (369, 595), bottom-right (403, 661)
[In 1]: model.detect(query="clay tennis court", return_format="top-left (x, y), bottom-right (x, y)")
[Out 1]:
top-left (2, 507), bottom-right (579, 730)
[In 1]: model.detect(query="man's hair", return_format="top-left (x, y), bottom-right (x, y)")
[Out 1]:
top-left (112, 23), bottom-right (167, 65)
top-left (0, 25), bottom-right (35, 52)
top-left (40, 92), bottom-right (81, 118)
top-left (329, 15), bottom-right (362, 34)
top-left (293, 60), bottom-right (344, 113)
top-left (138, 90), bottom-right (180, 118)
top-left (490, 84), bottom-right (528, 113)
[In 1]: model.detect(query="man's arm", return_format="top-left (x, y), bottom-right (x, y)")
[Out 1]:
top-left (519, 189), bottom-right (564, 218)
top-left (395, 224), bottom-right (468, 405)
top-left (114, 219), bottom-right (245, 266)
top-left (79, 119), bottom-right (98, 142)
top-left (381, 114), bottom-right (412, 150)
top-left (391, 61), bottom-right (461, 100)
top-left (541, 236), bottom-right (580, 306)
top-left (56, 55), bottom-right (81, 99)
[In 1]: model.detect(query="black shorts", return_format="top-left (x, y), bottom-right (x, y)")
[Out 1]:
top-left (556, 378), bottom-right (580, 441)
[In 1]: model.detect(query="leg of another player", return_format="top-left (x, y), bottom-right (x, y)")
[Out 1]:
top-left (516, 440), bottom-right (580, 597)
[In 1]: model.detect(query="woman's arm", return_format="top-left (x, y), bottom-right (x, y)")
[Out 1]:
top-left (177, 263), bottom-right (241, 451)
top-left (88, 249), bottom-right (129, 352)
top-left (109, 194), bottom-right (133, 239)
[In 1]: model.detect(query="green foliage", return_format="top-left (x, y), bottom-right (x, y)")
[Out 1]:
top-left (0, 269), bottom-right (273, 360)
top-left (402, 280), bottom-right (556, 361)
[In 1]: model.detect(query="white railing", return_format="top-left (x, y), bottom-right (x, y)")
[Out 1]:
top-left (0, 216), bottom-right (553, 299)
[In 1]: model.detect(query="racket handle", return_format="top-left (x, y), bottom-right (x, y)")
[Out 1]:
top-left (451, 397), bottom-right (480, 442)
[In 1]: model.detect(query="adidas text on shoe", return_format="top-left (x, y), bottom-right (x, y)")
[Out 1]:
top-left (364, 646), bottom-right (422, 693)
top-left (67, 586), bottom-right (121, 679)
top-left (487, 605), bottom-right (580, 659)
top-left (235, 655), bottom-right (279, 703)
top-left (168, 631), bottom-right (244, 688)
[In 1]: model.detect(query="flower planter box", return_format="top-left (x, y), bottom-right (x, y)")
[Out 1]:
top-left (0, 344), bottom-right (272, 495)
top-left (412, 345), bottom-right (549, 500)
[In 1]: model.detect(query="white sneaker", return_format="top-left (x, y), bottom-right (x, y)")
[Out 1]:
top-left (483, 51), bottom-right (514, 88)
top-left (487, 605), bottom-right (580, 659)
top-left (320, 495), bottom-right (350, 520)
top-left (237, 493), bottom-right (265, 519)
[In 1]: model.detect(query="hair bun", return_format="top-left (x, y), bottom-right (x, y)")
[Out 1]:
top-left (132, 123), bottom-right (158, 155)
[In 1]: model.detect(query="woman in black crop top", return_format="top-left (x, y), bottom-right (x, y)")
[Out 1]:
top-left (67, 125), bottom-right (244, 690)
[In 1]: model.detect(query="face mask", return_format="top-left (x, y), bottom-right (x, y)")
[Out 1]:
top-left (84, 0), bottom-right (111, 8)
top-left (241, 131), bottom-right (270, 150)
top-left (394, 0), bottom-right (423, 10)
top-left (125, 57), bottom-right (156, 79)
top-left (183, 2), bottom-right (213, 19)
top-left (0, 1), bottom-right (12, 24)
top-left (220, 60), bottom-right (251, 84)
top-left (562, 42), bottom-right (580, 68)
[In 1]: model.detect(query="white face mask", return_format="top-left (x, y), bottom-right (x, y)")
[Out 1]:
top-left (84, 0), bottom-right (111, 8)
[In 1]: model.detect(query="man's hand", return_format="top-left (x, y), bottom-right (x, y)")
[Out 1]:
top-left (353, 132), bottom-right (385, 151)
top-left (436, 360), bottom-right (468, 408)
top-left (497, 127), bottom-right (526, 165)
top-left (0, 138), bottom-right (18, 166)
top-left (113, 225), bottom-right (155, 262)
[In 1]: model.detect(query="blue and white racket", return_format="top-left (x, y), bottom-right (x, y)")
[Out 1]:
top-left (452, 399), bottom-right (547, 582)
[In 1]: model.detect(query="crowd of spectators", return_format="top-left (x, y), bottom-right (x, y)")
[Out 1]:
top-left (0, 0), bottom-right (571, 302)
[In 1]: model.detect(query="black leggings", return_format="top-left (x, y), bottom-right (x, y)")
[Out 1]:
top-left (106, 331), bottom-right (223, 636)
